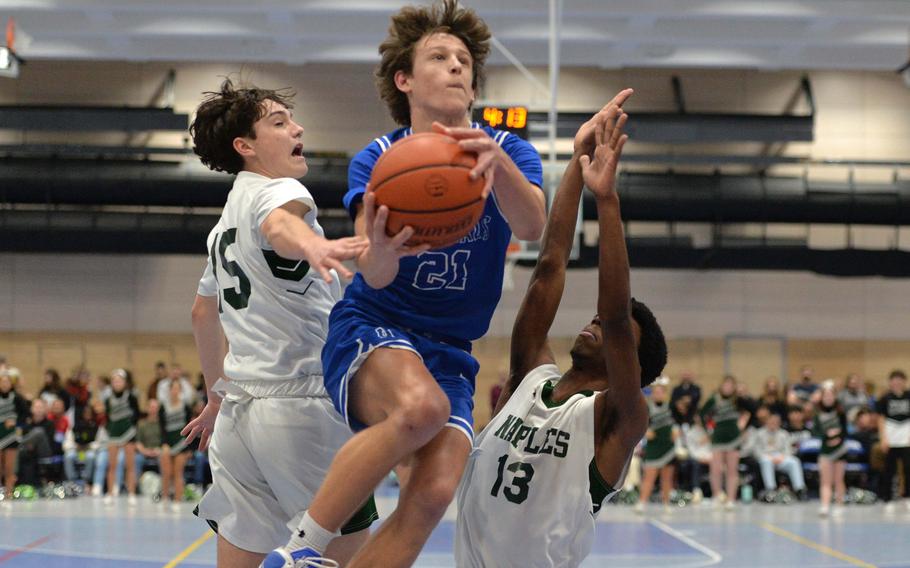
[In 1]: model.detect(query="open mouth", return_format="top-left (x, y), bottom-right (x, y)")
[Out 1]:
top-left (580, 330), bottom-right (596, 340)
top-left (291, 144), bottom-right (303, 157)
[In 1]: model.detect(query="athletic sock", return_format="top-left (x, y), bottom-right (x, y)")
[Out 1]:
top-left (285, 512), bottom-right (337, 554)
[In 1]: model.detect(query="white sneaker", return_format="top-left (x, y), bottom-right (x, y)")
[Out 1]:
top-left (663, 504), bottom-right (673, 515)
top-left (884, 502), bottom-right (896, 514)
top-left (90, 485), bottom-right (102, 497)
top-left (0, 500), bottom-right (11, 509)
top-left (724, 500), bottom-right (735, 511)
top-left (831, 504), bottom-right (844, 517)
top-left (127, 494), bottom-right (138, 507)
top-left (818, 505), bottom-right (829, 517)
top-left (170, 502), bottom-right (181, 514)
top-left (692, 488), bottom-right (703, 505)
top-left (634, 502), bottom-right (644, 515)
top-left (103, 494), bottom-right (114, 506)
top-left (904, 500), bottom-right (910, 513)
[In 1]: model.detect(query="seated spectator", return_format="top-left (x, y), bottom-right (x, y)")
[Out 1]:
top-left (1, 373), bottom-right (30, 504)
top-left (65, 367), bottom-right (91, 415)
top-left (156, 364), bottom-right (195, 406)
top-left (759, 376), bottom-right (788, 421)
top-left (755, 413), bottom-right (806, 499)
top-left (18, 399), bottom-right (56, 487)
top-left (136, 399), bottom-right (163, 475)
top-left (63, 403), bottom-right (100, 490)
top-left (147, 361), bottom-right (168, 401)
top-left (786, 405), bottom-right (813, 451)
top-left (790, 365), bottom-right (819, 403)
top-left (39, 369), bottom-right (70, 410)
top-left (839, 373), bottom-right (871, 426)
top-left (47, 399), bottom-right (69, 454)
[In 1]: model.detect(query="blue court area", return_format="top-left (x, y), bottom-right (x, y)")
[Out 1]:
top-left (2, 491), bottom-right (909, 567)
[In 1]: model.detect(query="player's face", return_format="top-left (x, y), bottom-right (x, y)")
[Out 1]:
top-left (244, 100), bottom-right (308, 179)
top-left (398, 32), bottom-right (474, 123)
top-left (570, 314), bottom-right (641, 376)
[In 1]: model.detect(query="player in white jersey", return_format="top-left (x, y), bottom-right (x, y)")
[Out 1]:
top-left (455, 90), bottom-right (668, 568)
top-left (181, 79), bottom-right (376, 568)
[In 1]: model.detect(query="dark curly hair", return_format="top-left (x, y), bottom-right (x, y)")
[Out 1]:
top-left (189, 78), bottom-right (295, 175)
top-left (376, 0), bottom-right (491, 125)
top-left (631, 298), bottom-right (667, 388)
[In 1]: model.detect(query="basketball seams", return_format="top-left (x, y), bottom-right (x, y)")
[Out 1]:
top-left (385, 197), bottom-right (484, 215)
top-left (371, 163), bottom-right (476, 197)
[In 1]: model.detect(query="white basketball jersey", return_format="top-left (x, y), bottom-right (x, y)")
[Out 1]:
top-left (455, 364), bottom-right (616, 568)
top-left (197, 171), bottom-right (341, 396)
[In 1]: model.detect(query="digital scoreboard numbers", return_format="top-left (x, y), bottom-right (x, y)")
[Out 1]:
top-left (472, 105), bottom-right (529, 139)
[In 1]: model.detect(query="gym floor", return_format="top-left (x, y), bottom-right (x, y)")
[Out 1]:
top-left (3, 485), bottom-right (909, 568)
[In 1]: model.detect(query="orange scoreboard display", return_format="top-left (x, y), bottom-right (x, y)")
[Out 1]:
top-left (472, 105), bottom-right (529, 139)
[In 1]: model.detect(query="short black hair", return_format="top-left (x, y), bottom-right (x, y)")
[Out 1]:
top-left (631, 298), bottom-right (667, 388)
top-left (189, 78), bottom-right (295, 175)
top-left (889, 369), bottom-right (907, 380)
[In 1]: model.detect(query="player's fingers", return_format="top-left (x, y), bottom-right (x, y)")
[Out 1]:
top-left (326, 257), bottom-right (353, 279)
top-left (614, 134), bottom-right (629, 160)
top-left (579, 154), bottom-right (591, 170)
top-left (199, 431), bottom-right (210, 452)
top-left (315, 262), bottom-right (334, 283)
top-left (594, 115), bottom-right (605, 148)
top-left (481, 169), bottom-right (494, 199)
top-left (372, 205), bottom-right (390, 241)
top-left (471, 152), bottom-right (496, 180)
top-left (363, 193), bottom-right (377, 233)
top-left (431, 121), bottom-right (450, 135)
top-left (389, 225), bottom-right (415, 248)
top-left (611, 113), bottom-right (628, 148)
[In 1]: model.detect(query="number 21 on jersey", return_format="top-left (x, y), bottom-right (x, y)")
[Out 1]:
top-left (412, 250), bottom-right (470, 291)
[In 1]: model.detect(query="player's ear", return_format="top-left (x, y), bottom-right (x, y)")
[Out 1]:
top-left (394, 70), bottom-right (412, 93)
top-left (233, 136), bottom-right (255, 158)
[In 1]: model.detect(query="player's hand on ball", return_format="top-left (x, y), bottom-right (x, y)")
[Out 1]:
top-left (580, 106), bottom-right (628, 199)
top-left (432, 122), bottom-right (497, 199)
top-left (574, 89), bottom-right (633, 157)
top-left (363, 191), bottom-right (431, 260)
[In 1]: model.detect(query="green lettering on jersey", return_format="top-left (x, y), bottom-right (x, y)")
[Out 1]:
top-left (494, 415), bottom-right (516, 440)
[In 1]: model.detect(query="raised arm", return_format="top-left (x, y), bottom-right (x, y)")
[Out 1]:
top-left (497, 90), bottom-right (634, 415)
top-left (581, 100), bottom-right (649, 442)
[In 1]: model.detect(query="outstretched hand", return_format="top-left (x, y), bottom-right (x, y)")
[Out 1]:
top-left (574, 88), bottom-right (633, 157)
top-left (580, 106), bottom-right (629, 198)
top-left (361, 190), bottom-right (431, 263)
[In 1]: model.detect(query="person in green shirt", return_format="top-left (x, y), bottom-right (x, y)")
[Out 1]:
top-left (636, 378), bottom-right (678, 514)
top-left (159, 379), bottom-right (194, 512)
top-left (104, 369), bottom-right (140, 505)
top-left (700, 375), bottom-right (750, 509)
top-left (136, 398), bottom-right (163, 474)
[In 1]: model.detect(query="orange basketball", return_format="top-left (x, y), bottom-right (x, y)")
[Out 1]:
top-left (369, 132), bottom-right (486, 249)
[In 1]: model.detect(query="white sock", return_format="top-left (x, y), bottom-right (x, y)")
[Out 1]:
top-left (286, 512), bottom-right (337, 554)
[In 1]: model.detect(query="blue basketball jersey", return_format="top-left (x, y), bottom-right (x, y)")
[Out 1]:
top-left (343, 124), bottom-right (543, 342)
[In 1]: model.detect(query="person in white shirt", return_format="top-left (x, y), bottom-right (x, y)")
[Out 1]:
top-left (181, 79), bottom-right (374, 568)
top-left (755, 412), bottom-right (805, 498)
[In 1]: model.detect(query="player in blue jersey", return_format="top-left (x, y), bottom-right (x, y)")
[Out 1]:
top-left (261, 2), bottom-right (545, 567)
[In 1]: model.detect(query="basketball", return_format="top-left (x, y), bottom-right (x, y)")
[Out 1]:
top-left (369, 132), bottom-right (487, 249)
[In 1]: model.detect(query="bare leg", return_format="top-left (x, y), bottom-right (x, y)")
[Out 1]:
top-left (2, 449), bottom-right (16, 495)
top-left (834, 460), bottom-right (846, 504)
top-left (347, 428), bottom-right (470, 568)
top-left (216, 534), bottom-right (265, 568)
top-left (725, 451), bottom-right (740, 503)
top-left (160, 447), bottom-right (173, 501)
top-left (106, 445), bottom-right (119, 495)
top-left (173, 451), bottom-right (189, 502)
top-left (639, 467), bottom-right (659, 505)
top-left (660, 464), bottom-right (675, 506)
top-left (326, 530), bottom-right (370, 568)
top-left (123, 442), bottom-right (137, 496)
top-left (819, 458), bottom-right (832, 510)
top-left (306, 349), bottom-right (450, 532)
top-left (710, 450), bottom-right (723, 500)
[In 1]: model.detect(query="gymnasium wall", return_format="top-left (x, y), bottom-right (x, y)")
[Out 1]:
top-left (2, 61), bottom-right (909, 423)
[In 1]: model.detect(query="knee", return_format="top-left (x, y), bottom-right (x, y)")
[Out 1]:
top-left (393, 387), bottom-right (451, 440)
top-left (411, 474), bottom-right (460, 520)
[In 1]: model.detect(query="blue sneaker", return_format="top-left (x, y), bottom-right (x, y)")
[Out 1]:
top-left (259, 546), bottom-right (338, 568)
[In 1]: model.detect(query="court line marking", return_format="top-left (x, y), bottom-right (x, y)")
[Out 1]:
top-left (162, 531), bottom-right (215, 568)
top-left (0, 534), bottom-right (53, 564)
top-left (758, 521), bottom-right (878, 568)
top-left (649, 519), bottom-right (722, 566)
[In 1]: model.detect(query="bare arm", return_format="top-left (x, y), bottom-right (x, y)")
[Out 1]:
top-left (496, 91), bottom-right (635, 416)
top-left (260, 201), bottom-right (367, 283)
top-left (184, 293), bottom-right (226, 450)
top-left (581, 98), bottom-right (649, 444)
